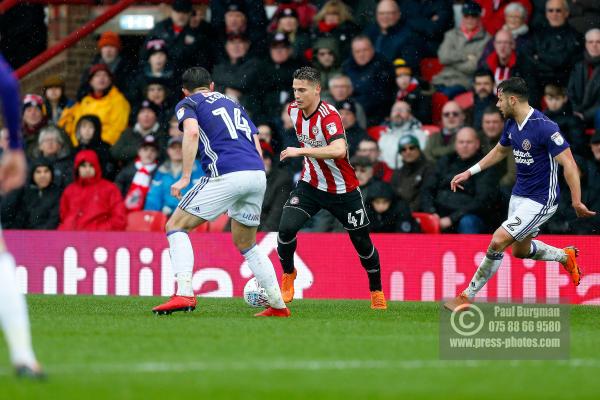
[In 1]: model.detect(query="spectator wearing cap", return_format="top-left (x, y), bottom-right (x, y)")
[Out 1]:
top-left (324, 74), bottom-right (367, 129)
top-left (128, 39), bottom-right (175, 105)
top-left (144, 136), bottom-right (203, 217)
top-left (365, 180), bottom-right (419, 233)
top-left (520, 0), bottom-right (583, 106)
top-left (58, 150), bottom-right (126, 231)
top-left (212, 33), bottom-right (260, 112)
top-left (143, 0), bottom-right (211, 77)
top-left (342, 35), bottom-right (395, 126)
top-left (312, 37), bottom-right (342, 98)
top-left (211, 0), bottom-right (268, 57)
top-left (378, 100), bottom-right (427, 169)
top-left (115, 135), bottom-right (160, 212)
top-left (393, 58), bottom-right (431, 124)
top-left (268, 0), bottom-right (318, 32)
top-left (424, 101), bottom-right (466, 161)
top-left (311, 0), bottom-right (361, 61)
top-left (33, 125), bottom-right (73, 189)
top-left (142, 78), bottom-right (173, 129)
top-left (59, 63), bottom-right (131, 146)
top-left (0, 157), bottom-right (61, 230)
top-left (258, 141), bottom-right (293, 232)
top-left (400, 0), bottom-right (454, 58)
top-left (77, 31), bottom-right (134, 100)
top-left (21, 94), bottom-right (48, 157)
top-left (475, 0), bottom-right (532, 35)
top-left (568, 28), bottom-right (600, 130)
top-left (73, 115), bottom-right (116, 180)
top-left (432, 1), bottom-right (490, 98)
top-left (111, 100), bottom-right (167, 165)
top-left (336, 99), bottom-right (367, 158)
top-left (42, 75), bottom-right (74, 125)
top-left (271, 7), bottom-right (312, 62)
top-left (390, 134), bottom-right (435, 212)
top-left (421, 127), bottom-right (496, 233)
top-left (255, 33), bottom-right (304, 123)
top-left (365, 0), bottom-right (422, 69)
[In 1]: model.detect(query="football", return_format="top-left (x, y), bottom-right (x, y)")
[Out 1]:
top-left (243, 277), bottom-right (270, 308)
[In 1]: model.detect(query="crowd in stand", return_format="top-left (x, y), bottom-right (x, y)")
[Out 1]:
top-left (1, 0), bottom-right (599, 234)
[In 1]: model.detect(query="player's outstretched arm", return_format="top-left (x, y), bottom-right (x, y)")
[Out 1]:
top-left (451, 143), bottom-right (511, 192)
top-left (171, 118), bottom-right (200, 200)
top-left (280, 138), bottom-right (346, 161)
top-left (555, 148), bottom-right (597, 218)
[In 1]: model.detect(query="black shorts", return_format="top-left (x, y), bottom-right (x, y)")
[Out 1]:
top-left (283, 181), bottom-right (370, 230)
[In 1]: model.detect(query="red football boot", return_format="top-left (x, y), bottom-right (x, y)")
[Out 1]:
top-left (152, 295), bottom-right (197, 315)
top-left (254, 307), bottom-right (291, 317)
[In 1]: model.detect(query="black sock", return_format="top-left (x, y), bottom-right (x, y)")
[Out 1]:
top-left (277, 236), bottom-right (297, 274)
top-left (360, 247), bottom-right (382, 291)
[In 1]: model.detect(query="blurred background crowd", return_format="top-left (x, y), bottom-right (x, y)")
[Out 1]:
top-left (0, 0), bottom-right (599, 234)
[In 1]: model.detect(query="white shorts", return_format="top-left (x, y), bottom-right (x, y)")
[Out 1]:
top-left (178, 170), bottom-right (266, 227)
top-left (501, 195), bottom-right (558, 241)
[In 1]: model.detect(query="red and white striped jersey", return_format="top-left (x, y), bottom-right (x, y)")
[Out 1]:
top-left (288, 100), bottom-right (359, 194)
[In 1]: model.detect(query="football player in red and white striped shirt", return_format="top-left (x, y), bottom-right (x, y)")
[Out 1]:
top-left (277, 67), bottom-right (387, 309)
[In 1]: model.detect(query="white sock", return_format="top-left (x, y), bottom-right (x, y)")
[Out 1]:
top-left (464, 250), bottom-right (504, 299)
top-left (529, 240), bottom-right (567, 263)
top-left (167, 231), bottom-right (194, 297)
top-left (242, 245), bottom-right (286, 309)
top-left (0, 252), bottom-right (38, 367)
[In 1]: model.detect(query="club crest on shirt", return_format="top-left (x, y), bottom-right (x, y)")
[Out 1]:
top-left (177, 107), bottom-right (185, 120)
top-left (290, 196), bottom-right (300, 205)
top-left (312, 126), bottom-right (319, 135)
top-left (326, 122), bottom-right (337, 135)
top-left (551, 132), bottom-right (564, 146)
top-left (522, 139), bottom-right (531, 151)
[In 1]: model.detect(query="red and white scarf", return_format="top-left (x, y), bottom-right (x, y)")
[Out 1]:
top-left (485, 50), bottom-right (516, 86)
top-left (125, 158), bottom-right (157, 211)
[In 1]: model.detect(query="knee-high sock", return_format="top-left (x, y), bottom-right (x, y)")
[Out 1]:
top-left (277, 235), bottom-right (297, 274)
top-left (167, 230), bottom-right (194, 297)
top-left (464, 250), bottom-right (504, 299)
top-left (242, 244), bottom-right (286, 309)
top-left (348, 227), bottom-right (382, 291)
top-left (0, 252), bottom-right (37, 367)
top-left (528, 240), bottom-right (567, 263)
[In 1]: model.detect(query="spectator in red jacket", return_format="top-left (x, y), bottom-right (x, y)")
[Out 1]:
top-left (476, 0), bottom-right (532, 35)
top-left (58, 149), bottom-right (126, 231)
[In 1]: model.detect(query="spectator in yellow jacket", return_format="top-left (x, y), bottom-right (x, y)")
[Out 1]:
top-left (59, 63), bottom-right (130, 146)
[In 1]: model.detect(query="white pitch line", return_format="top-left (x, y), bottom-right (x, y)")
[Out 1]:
top-left (1, 359), bottom-right (600, 376)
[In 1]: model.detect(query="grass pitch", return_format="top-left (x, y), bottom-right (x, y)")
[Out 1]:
top-left (1, 296), bottom-right (599, 399)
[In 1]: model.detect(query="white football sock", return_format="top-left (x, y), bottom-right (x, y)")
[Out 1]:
top-left (0, 252), bottom-right (38, 367)
top-left (242, 245), bottom-right (286, 309)
top-left (464, 250), bottom-right (504, 300)
top-left (529, 240), bottom-right (567, 263)
top-left (167, 231), bottom-right (194, 297)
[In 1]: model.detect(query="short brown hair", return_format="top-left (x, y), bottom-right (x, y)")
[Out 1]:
top-left (544, 84), bottom-right (567, 98)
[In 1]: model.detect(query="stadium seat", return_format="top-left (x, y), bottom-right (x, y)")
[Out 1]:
top-left (126, 211), bottom-right (167, 232)
top-left (208, 214), bottom-right (230, 232)
top-left (431, 92), bottom-right (449, 125)
top-left (367, 125), bottom-right (388, 141)
top-left (421, 125), bottom-right (441, 136)
top-left (412, 212), bottom-right (441, 234)
top-left (585, 128), bottom-right (595, 136)
top-left (419, 57), bottom-right (443, 82)
top-left (454, 91), bottom-right (474, 110)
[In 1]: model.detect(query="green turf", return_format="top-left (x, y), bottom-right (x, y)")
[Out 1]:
top-left (1, 296), bottom-right (599, 399)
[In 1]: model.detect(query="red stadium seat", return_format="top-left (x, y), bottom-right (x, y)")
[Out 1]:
top-left (126, 211), bottom-right (167, 232)
top-left (412, 212), bottom-right (441, 234)
top-left (208, 214), bottom-right (230, 232)
top-left (421, 125), bottom-right (441, 136)
top-left (419, 57), bottom-right (443, 82)
top-left (431, 92), bottom-right (449, 125)
top-left (585, 128), bottom-right (595, 136)
top-left (367, 125), bottom-right (388, 141)
top-left (454, 91), bottom-right (474, 110)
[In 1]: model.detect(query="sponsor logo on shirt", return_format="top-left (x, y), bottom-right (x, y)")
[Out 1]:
top-left (513, 149), bottom-right (534, 166)
top-left (297, 134), bottom-right (323, 148)
top-left (551, 132), bottom-right (564, 146)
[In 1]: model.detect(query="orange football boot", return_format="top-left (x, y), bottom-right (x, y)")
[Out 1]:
top-left (561, 246), bottom-right (581, 286)
top-left (281, 268), bottom-right (297, 303)
top-left (370, 290), bottom-right (387, 309)
top-left (152, 295), bottom-right (197, 315)
top-left (254, 307), bottom-right (291, 317)
top-left (443, 293), bottom-right (471, 312)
